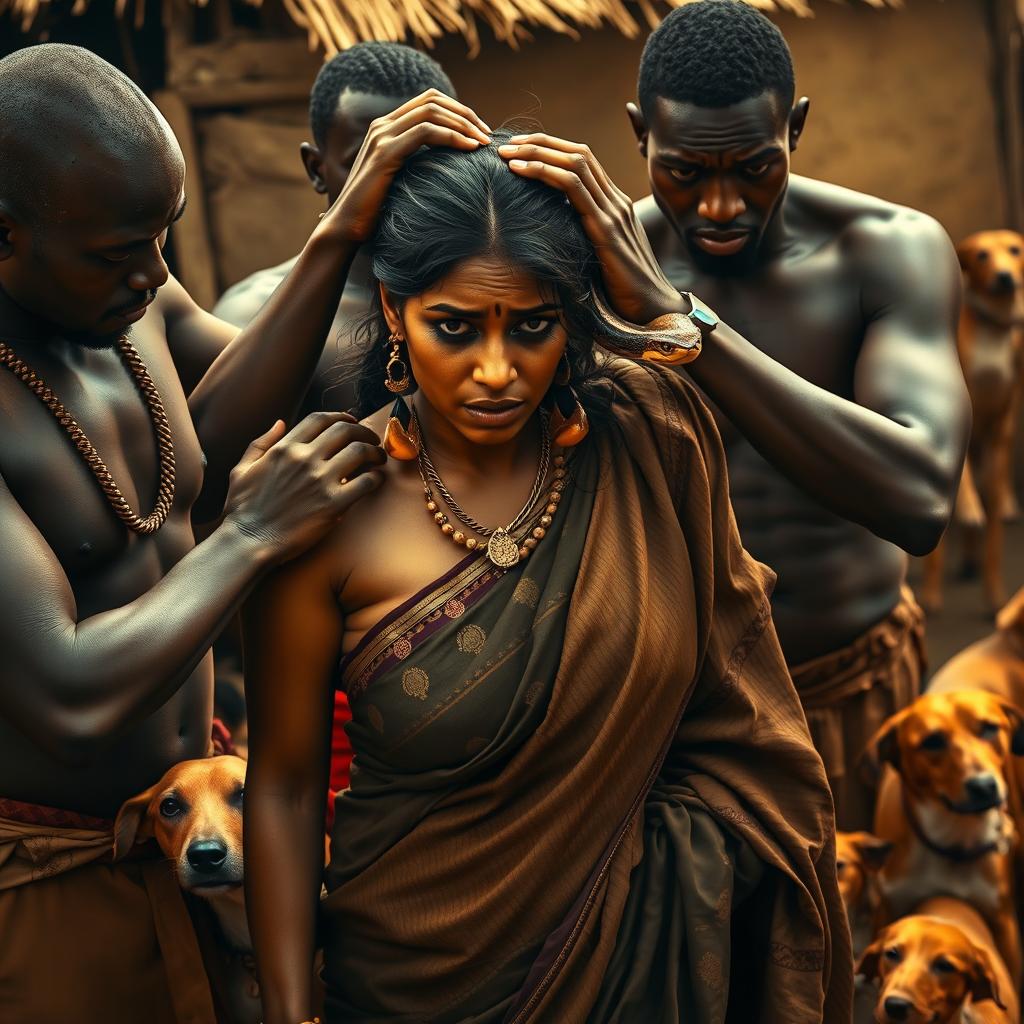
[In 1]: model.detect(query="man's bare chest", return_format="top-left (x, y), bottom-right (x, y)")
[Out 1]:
top-left (0, 322), bottom-right (204, 587)
top-left (665, 250), bottom-right (866, 392)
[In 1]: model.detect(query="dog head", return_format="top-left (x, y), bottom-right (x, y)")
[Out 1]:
top-left (865, 691), bottom-right (1024, 816)
top-left (958, 231), bottom-right (1024, 320)
top-left (113, 755), bottom-right (246, 898)
top-left (836, 831), bottom-right (892, 918)
top-left (857, 914), bottom-right (1005, 1023)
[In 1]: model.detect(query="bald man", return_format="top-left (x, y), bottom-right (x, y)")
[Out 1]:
top-left (0, 45), bottom-right (391, 1020)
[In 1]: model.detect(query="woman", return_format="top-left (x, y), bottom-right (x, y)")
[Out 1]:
top-left (243, 91), bottom-right (850, 1024)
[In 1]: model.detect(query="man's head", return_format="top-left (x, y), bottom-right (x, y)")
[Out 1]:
top-left (301, 42), bottom-right (455, 205)
top-left (0, 44), bottom-right (185, 346)
top-left (628, 0), bottom-right (808, 275)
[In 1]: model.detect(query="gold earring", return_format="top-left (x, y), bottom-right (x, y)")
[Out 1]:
top-left (548, 355), bottom-right (589, 447)
top-left (383, 396), bottom-right (420, 461)
top-left (384, 333), bottom-right (410, 394)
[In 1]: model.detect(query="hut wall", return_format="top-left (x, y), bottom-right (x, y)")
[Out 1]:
top-left (201, 0), bottom-right (1007, 293)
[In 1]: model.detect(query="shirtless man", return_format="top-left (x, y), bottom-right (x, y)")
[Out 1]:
top-left (628, 1), bottom-right (970, 829)
top-left (0, 45), bottom-right (489, 1021)
top-left (214, 41), bottom-right (456, 414)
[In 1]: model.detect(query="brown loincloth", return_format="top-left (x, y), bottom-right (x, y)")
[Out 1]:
top-left (790, 584), bottom-right (926, 832)
top-left (0, 795), bottom-right (217, 1023)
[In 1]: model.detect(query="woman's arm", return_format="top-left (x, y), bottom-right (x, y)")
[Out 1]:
top-left (243, 540), bottom-right (343, 1024)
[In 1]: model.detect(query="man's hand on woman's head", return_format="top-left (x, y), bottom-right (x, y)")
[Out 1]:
top-left (498, 134), bottom-right (686, 326)
top-left (319, 89), bottom-right (492, 246)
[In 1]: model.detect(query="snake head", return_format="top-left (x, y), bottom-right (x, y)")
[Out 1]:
top-left (592, 292), bottom-right (704, 366)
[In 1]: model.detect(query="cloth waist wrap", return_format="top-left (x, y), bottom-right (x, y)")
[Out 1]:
top-left (0, 797), bottom-right (217, 1023)
top-left (324, 361), bottom-right (851, 1024)
top-left (790, 585), bottom-right (925, 783)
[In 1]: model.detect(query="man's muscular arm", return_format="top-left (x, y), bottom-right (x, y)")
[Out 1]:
top-left (686, 213), bottom-right (970, 555)
top-left (0, 416), bottom-right (383, 763)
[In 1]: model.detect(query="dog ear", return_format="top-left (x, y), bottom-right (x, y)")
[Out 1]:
top-left (956, 239), bottom-right (973, 270)
top-left (855, 937), bottom-right (884, 981)
top-left (996, 700), bottom-right (1024, 756)
top-left (996, 585), bottom-right (1024, 635)
top-left (968, 944), bottom-right (1007, 1009)
top-left (112, 786), bottom-right (157, 861)
top-left (852, 833), bottom-right (894, 873)
top-left (861, 715), bottom-right (902, 782)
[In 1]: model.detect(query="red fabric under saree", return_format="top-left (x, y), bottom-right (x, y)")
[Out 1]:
top-left (323, 360), bottom-right (851, 1023)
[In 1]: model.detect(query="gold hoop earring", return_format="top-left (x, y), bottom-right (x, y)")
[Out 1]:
top-left (385, 333), bottom-right (411, 394)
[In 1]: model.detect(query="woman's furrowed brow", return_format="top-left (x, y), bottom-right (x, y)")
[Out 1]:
top-left (423, 302), bottom-right (562, 318)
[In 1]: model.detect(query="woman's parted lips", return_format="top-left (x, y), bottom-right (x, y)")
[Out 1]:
top-left (464, 398), bottom-right (526, 412)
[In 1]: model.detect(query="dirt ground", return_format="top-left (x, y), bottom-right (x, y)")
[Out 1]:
top-left (909, 521), bottom-right (1024, 677)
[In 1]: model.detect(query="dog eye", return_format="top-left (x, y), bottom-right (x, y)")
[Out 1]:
top-left (231, 786), bottom-right (244, 807)
top-left (919, 731), bottom-right (948, 752)
top-left (884, 946), bottom-right (902, 963)
top-left (1010, 245), bottom-right (1021, 256)
top-left (933, 956), bottom-right (956, 974)
top-left (980, 721), bottom-right (1001, 741)
top-left (835, 859), bottom-right (847, 874)
top-left (159, 797), bottom-right (182, 818)
top-left (977, 250), bottom-right (990, 261)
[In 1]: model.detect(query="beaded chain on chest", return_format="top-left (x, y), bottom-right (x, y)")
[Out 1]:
top-left (0, 336), bottom-right (176, 535)
top-left (414, 412), bottom-right (568, 569)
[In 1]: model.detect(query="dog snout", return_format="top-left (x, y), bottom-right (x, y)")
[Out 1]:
top-left (881, 994), bottom-right (915, 1022)
top-left (964, 773), bottom-right (1001, 808)
top-left (992, 269), bottom-right (1020, 293)
top-left (186, 839), bottom-right (228, 874)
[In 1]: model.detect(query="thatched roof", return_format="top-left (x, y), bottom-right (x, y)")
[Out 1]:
top-left (1, 0), bottom-right (903, 55)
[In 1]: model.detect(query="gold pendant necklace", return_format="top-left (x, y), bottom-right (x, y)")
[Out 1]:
top-left (414, 411), bottom-right (566, 568)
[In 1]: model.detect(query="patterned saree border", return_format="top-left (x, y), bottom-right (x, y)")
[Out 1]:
top-left (339, 552), bottom-right (502, 699)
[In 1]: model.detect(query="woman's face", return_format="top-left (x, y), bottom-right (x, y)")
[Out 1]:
top-left (382, 254), bottom-right (569, 447)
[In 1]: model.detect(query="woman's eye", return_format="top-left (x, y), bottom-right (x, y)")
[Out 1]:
top-left (437, 320), bottom-right (470, 337)
top-left (516, 318), bottom-right (553, 336)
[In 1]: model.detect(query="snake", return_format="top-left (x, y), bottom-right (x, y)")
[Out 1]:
top-left (591, 290), bottom-right (705, 366)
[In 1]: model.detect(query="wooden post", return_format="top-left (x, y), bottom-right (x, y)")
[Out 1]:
top-left (153, 88), bottom-right (220, 309)
top-left (988, 0), bottom-right (1024, 229)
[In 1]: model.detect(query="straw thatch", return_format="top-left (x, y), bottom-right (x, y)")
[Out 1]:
top-left (0, 0), bottom-right (903, 55)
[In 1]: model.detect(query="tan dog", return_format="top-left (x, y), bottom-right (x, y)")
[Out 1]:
top-left (857, 896), bottom-right (1018, 1024)
top-left (867, 691), bottom-right (1024, 985)
top-left (922, 230), bottom-right (1024, 614)
top-left (838, 830), bottom-right (894, 958)
top-left (928, 587), bottom-right (1024, 712)
top-left (115, 756), bottom-right (257, 1023)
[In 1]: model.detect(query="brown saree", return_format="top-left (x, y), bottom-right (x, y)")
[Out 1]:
top-left (323, 360), bottom-right (851, 1023)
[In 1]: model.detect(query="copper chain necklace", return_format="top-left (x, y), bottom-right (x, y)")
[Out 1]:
top-left (0, 336), bottom-right (176, 534)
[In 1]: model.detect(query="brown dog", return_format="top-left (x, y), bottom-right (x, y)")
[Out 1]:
top-left (857, 896), bottom-right (1018, 1024)
top-left (867, 691), bottom-right (1024, 985)
top-left (921, 230), bottom-right (1024, 614)
top-left (838, 830), bottom-right (894, 958)
top-left (115, 755), bottom-right (257, 1023)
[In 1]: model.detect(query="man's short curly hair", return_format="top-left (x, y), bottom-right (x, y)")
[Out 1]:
top-left (310, 42), bottom-right (455, 147)
top-left (638, 1), bottom-right (794, 117)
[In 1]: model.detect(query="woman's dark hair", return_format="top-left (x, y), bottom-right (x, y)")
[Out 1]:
top-left (346, 128), bottom-right (617, 419)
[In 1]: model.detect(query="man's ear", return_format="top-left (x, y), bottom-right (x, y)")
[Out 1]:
top-left (625, 102), bottom-right (648, 158)
top-left (112, 786), bottom-right (157, 861)
top-left (300, 142), bottom-right (329, 195)
top-left (379, 283), bottom-right (403, 338)
top-left (788, 97), bottom-right (810, 153)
